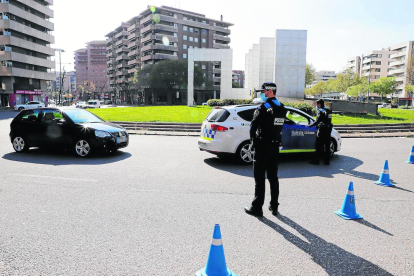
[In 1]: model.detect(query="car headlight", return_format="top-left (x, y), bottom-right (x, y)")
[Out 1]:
top-left (95, 130), bottom-right (111, 138)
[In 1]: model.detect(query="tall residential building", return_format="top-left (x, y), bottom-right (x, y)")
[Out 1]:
top-left (55, 70), bottom-right (75, 94)
top-left (345, 41), bottom-right (414, 98)
top-left (388, 41), bottom-right (414, 97)
top-left (74, 40), bottom-right (108, 99)
top-left (245, 30), bottom-right (307, 99)
top-left (105, 5), bottom-right (232, 104)
top-left (0, 0), bottom-right (55, 107)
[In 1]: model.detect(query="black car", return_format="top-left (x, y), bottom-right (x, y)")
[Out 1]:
top-left (9, 108), bottom-right (129, 157)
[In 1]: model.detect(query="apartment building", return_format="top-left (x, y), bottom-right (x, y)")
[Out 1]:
top-left (344, 56), bottom-right (361, 75)
top-left (74, 40), bottom-right (108, 100)
top-left (345, 41), bottom-right (414, 98)
top-left (54, 70), bottom-right (75, 94)
top-left (105, 5), bottom-right (232, 104)
top-left (388, 41), bottom-right (414, 97)
top-left (0, 0), bottom-right (55, 107)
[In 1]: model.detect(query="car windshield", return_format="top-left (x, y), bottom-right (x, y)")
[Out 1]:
top-left (64, 109), bottom-right (103, 123)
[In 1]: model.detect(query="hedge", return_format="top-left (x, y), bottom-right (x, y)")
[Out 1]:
top-left (207, 99), bottom-right (315, 116)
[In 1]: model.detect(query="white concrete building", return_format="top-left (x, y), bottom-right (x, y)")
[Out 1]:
top-left (310, 70), bottom-right (337, 87)
top-left (388, 41), bottom-right (414, 97)
top-left (245, 29), bottom-right (307, 99)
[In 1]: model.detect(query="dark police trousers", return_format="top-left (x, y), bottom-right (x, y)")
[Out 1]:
top-left (315, 128), bottom-right (331, 163)
top-left (252, 141), bottom-right (280, 210)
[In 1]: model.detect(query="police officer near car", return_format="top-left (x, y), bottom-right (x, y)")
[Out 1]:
top-left (244, 82), bottom-right (287, 217)
top-left (309, 99), bottom-right (333, 165)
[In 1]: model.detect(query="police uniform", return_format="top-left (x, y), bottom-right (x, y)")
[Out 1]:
top-left (309, 101), bottom-right (333, 165)
top-left (245, 82), bottom-right (286, 217)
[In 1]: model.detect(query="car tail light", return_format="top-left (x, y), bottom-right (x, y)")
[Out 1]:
top-left (211, 124), bottom-right (228, 132)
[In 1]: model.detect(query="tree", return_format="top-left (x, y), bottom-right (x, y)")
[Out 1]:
top-left (405, 84), bottom-right (414, 106)
top-left (77, 81), bottom-right (96, 101)
top-left (305, 63), bottom-right (317, 86)
top-left (369, 77), bottom-right (397, 101)
top-left (406, 56), bottom-right (414, 85)
top-left (335, 68), bottom-right (363, 93)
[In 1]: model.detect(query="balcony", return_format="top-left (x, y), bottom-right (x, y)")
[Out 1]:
top-left (395, 76), bottom-right (406, 82)
top-left (15, 0), bottom-right (54, 18)
top-left (0, 20), bottom-right (54, 44)
top-left (116, 70), bottom-right (128, 76)
top-left (141, 34), bottom-right (153, 43)
top-left (128, 32), bottom-right (139, 40)
top-left (127, 23), bottom-right (139, 32)
top-left (388, 68), bottom-right (406, 75)
top-left (106, 52), bottom-right (113, 58)
top-left (213, 43), bottom-right (230, 49)
top-left (390, 51), bottom-right (407, 59)
top-left (115, 31), bottom-right (129, 39)
top-left (141, 44), bottom-right (152, 52)
top-left (153, 53), bottom-right (178, 60)
top-left (116, 54), bottom-right (129, 61)
top-left (140, 24), bottom-right (152, 35)
top-left (128, 68), bottom-right (137, 74)
top-left (116, 63), bottom-right (128, 69)
top-left (106, 58), bottom-right (116, 65)
top-left (141, 55), bottom-right (153, 62)
top-left (153, 44), bottom-right (178, 51)
top-left (213, 34), bottom-right (230, 43)
top-left (109, 80), bottom-right (116, 85)
top-left (117, 78), bottom-right (128, 84)
top-left (116, 47), bottom-right (129, 54)
top-left (115, 39), bottom-right (128, 47)
top-left (389, 60), bottom-right (405, 67)
top-left (109, 72), bottom-right (116, 78)
top-left (127, 40), bottom-right (140, 49)
top-left (128, 50), bottom-right (139, 58)
top-left (2, 4), bottom-right (54, 30)
top-left (128, 59), bottom-right (139, 66)
top-left (213, 68), bottom-right (221, 74)
top-left (0, 36), bottom-right (54, 56)
top-left (154, 33), bottom-right (178, 43)
top-left (8, 67), bottom-right (54, 80)
top-left (154, 23), bottom-right (177, 33)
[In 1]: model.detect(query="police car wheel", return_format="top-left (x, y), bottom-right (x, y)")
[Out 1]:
top-left (330, 139), bottom-right (336, 157)
top-left (236, 141), bottom-right (254, 164)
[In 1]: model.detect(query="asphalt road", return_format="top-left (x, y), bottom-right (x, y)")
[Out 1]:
top-left (0, 110), bottom-right (413, 275)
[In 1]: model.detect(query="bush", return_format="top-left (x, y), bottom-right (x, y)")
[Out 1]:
top-left (207, 99), bottom-right (253, 106)
top-left (282, 102), bottom-right (315, 116)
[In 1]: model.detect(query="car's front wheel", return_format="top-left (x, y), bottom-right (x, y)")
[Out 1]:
top-left (74, 139), bottom-right (91, 157)
top-left (18, 107), bottom-right (24, 111)
top-left (12, 136), bottom-right (28, 153)
top-left (236, 141), bottom-right (255, 164)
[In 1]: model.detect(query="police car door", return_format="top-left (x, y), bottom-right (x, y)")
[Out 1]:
top-left (281, 109), bottom-right (317, 152)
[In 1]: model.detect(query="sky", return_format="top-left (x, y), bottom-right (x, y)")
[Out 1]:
top-left (52, 0), bottom-right (414, 74)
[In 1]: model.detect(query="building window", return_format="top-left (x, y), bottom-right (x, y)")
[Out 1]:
top-left (189, 37), bottom-right (193, 42)
top-left (183, 35), bottom-right (187, 40)
top-left (195, 38), bottom-right (199, 42)
top-left (174, 23), bottom-right (178, 28)
top-left (376, 61), bottom-right (381, 65)
top-left (195, 29), bottom-right (199, 34)
top-left (174, 33), bottom-right (177, 37)
top-left (183, 54), bottom-right (187, 59)
top-left (202, 29), bottom-right (207, 35)
top-left (202, 38), bottom-right (206, 43)
top-left (378, 54), bottom-right (382, 58)
top-left (374, 75), bottom-right (380, 79)
top-left (183, 26), bottom-right (187, 31)
top-left (183, 16), bottom-right (187, 20)
top-left (183, 44), bottom-right (187, 49)
top-left (375, 68), bottom-right (381, 72)
top-left (202, 64), bottom-right (206, 69)
top-left (189, 28), bottom-right (193, 33)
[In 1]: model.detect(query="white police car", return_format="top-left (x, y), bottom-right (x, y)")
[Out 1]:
top-left (198, 104), bottom-right (342, 163)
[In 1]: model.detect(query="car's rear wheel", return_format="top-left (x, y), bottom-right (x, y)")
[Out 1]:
top-left (236, 141), bottom-right (254, 164)
top-left (75, 139), bottom-right (91, 157)
top-left (18, 107), bottom-right (24, 111)
top-left (330, 139), bottom-right (337, 157)
top-left (12, 136), bottom-right (28, 153)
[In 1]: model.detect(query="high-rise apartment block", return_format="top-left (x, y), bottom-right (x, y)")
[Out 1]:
top-left (0, 0), bottom-right (55, 107)
top-left (74, 40), bottom-right (108, 99)
top-left (232, 70), bottom-right (244, 88)
top-left (311, 70), bottom-right (337, 86)
top-left (105, 5), bottom-right (232, 103)
top-left (345, 41), bottom-right (414, 98)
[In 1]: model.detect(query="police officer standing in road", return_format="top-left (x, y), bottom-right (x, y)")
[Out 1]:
top-left (244, 82), bottom-right (287, 217)
top-left (309, 99), bottom-right (333, 165)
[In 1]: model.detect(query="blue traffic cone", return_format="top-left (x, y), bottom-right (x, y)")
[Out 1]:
top-left (196, 224), bottom-right (236, 276)
top-left (406, 146), bottom-right (414, 164)
top-left (375, 160), bottom-right (394, 187)
top-left (335, 182), bottom-right (363, 220)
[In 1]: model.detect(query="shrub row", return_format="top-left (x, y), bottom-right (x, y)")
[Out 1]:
top-left (207, 99), bottom-right (315, 116)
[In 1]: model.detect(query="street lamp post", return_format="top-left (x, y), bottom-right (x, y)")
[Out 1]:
top-left (55, 48), bottom-right (65, 106)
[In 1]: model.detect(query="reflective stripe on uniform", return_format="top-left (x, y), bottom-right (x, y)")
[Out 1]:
top-left (382, 169), bottom-right (389, 174)
top-left (264, 103), bottom-right (271, 108)
top-left (201, 136), bottom-right (213, 141)
top-left (347, 191), bottom-right (354, 195)
top-left (272, 99), bottom-right (281, 106)
top-left (211, 238), bottom-right (222, 246)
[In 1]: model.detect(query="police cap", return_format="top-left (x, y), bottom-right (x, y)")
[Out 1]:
top-left (316, 99), bottom-right (325, 106)
top-left (256, 82), bottom-right (277, 93)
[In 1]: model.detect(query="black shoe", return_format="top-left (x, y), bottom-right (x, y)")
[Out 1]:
top-left (244, 206), bottom-right (263, 217)
top-left (309, 160), bottom-right (319, 165)
top-left (269, 205), bottom-right (279, 216)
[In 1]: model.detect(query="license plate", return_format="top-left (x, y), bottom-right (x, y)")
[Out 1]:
top-left (117, 137), bottom-right (127, 143)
